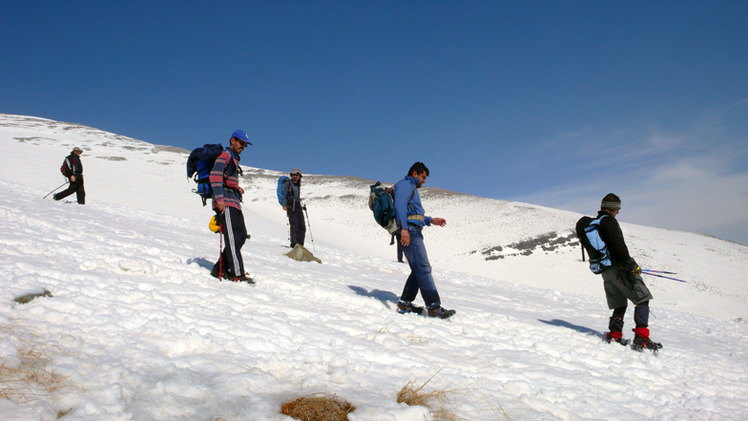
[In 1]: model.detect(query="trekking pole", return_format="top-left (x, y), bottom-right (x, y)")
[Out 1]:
top-left (640, 270), bottom-right (687, 283)
top-left (641, 269), bottom-right (677, 275)
top-left (218, 224), bottom-right (224, 281)
top-left (303, 206), bottom-right (315, 251)
top-left (43, 181), bottom-right (69, 199)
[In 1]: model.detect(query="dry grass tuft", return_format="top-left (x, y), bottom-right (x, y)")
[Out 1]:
top-left (280, 393), bottom-right (355, 421)
top-left (397, 370), bottom-right (467, 421)
top-left (0, 323), bottom-right (70, 406)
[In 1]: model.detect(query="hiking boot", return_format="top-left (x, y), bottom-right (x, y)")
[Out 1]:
top-left (397, 301), bottom-right (424, 315)
top-left (631, 327), bottom-right (662, 351)
top-left (233, 274), bottom-right (255, 285)
top-left (210, 267), bottom-right (222, 279)
top-left (427, 306), bottom-right (456, 319)
top-left (604, 331), bottom-right (628, 345)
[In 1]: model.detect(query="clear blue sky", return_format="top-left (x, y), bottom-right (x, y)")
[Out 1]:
top-left (3, 1), bottom-right (748, 244)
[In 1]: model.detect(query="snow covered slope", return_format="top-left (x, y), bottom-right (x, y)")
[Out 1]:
top-left (2, 114), bottom-right (748, 420)
top-left (3, 113), bottom-right (745, 320)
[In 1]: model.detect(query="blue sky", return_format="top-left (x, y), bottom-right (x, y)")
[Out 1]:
top-left (3, 1), bottom-right (748, 244)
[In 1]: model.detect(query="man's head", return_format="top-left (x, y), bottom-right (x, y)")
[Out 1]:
top-left (601, 193), bottom-right (621, 217)
top-left (72, 147), bottom-right (83, 156)
top-left (229, 129), bottom-right (251, 153)
top-left (407, 162), bottom-right (429, 188)
top-left (290, 168), bottom-right (302, 182)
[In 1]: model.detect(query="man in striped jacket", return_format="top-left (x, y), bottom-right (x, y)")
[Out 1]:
top-left (210, 130), bottom-right (253, 284)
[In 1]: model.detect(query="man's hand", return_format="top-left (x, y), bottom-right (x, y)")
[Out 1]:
top-left (431, 217), bottom-right (447, 227)
top-left (400, 229), bottom-right (410, 247)
top-left (70, 175), bottom-right (76, 183)
top-left (626, 258), bottom-right (641, 276)
top-left (216, 202), bottom-right (226, 213)
top-left (237, 186), bottom-right (244, 194)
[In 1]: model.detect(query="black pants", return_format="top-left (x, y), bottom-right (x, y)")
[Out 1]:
top-left (54, 177), bottom-right (85, 204)
top-left (286, 205), bottom-right (306, 247)
top-left (213, 207), bottom-right (247, 278)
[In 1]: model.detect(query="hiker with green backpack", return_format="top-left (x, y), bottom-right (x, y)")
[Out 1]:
top-left (393, 162), bottom-right (455, 319)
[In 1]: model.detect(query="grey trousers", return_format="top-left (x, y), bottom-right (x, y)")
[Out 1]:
top-left (601, 266), bottom-right (653, 309)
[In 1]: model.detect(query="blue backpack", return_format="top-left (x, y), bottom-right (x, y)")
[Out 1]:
top-left (186, 144), bottom-right (225, 206)
top-left (576, 214), bottom-right (612, 274)
top-left (276, 176), bottom-right (290, 206)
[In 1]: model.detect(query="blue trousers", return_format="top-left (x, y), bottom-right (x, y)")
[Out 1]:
top-left (398, 227), bottom-right (441, 308)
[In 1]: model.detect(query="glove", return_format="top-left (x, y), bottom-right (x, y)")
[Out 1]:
top-left (625, 258), bottom-right (641, 276)
top-left (209, 216), bottom-right (221, 233)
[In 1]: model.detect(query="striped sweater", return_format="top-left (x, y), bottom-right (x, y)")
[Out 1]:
top-left (210, 150), bottom-right (242, 211)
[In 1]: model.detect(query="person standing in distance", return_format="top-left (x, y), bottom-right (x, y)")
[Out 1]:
top-left (281, 168), bottom-right (306, 248)
top-left (210, 130), bottom-right (253, 284)
top-left (394, 162), bottom-right (455, 319)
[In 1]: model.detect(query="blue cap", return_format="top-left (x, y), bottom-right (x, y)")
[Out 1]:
top-left (231, 129), bottom-right (252, 145)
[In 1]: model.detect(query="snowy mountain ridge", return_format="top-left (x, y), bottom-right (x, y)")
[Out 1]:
top-left (1, 113), bottom-right (747, 420)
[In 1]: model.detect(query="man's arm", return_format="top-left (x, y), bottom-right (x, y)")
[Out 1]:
top-left (600, 216), bottom-right (631, 262)
top-left (210, 152), bottom-right (229, 212)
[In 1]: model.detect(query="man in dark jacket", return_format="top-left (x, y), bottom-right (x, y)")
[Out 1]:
top-left (597, 193), bottom-right (661, 350)
top-left (53, 147), bottom-right (85, 204)
top-left (281, 168), bottom-right (306, 248)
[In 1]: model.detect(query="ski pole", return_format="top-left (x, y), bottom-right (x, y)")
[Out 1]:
top-left (218, 223), bottom-right (224, 281)
top-left (303, 206), bottom-right (315, 251)
top-left (640, 271), bottom-right (687, 283)
top-left (43, 181), bottom-right (69, 199)
top-left (641, 269), bottom-right (677, 275)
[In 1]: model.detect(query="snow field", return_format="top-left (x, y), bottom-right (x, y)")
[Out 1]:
top-left (2, 114), bottom-right (748, 419)
top-left (2, 181), bottom-right (748, 420)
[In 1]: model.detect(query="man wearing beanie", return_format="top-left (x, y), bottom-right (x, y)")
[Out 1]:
top-left (595, 193), bottom-right (662, 350)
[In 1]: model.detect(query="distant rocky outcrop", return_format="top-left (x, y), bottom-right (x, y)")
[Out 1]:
top-left (474, 231), bottom-right (580, 260)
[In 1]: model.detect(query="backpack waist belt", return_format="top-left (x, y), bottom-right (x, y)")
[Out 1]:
top-left (407, 215), bottom-right (425, 221)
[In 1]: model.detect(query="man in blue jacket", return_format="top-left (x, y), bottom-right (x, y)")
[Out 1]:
top-left (394, 162), bottom-right (456, 319)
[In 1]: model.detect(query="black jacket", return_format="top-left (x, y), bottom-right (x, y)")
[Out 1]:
top-left (597, 210), bottom-right (631, 266)
top-left (61, 154), bottom-right (83, 177)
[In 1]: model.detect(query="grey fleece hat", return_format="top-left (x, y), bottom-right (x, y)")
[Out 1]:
top-left (290, 168), bottom-right (302, 177)
top-left (601, 193), bottom-right (621, 210)
top-left (72, 147), bottom-right (83, 153)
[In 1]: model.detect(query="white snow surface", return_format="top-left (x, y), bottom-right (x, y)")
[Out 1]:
top-left (1, 113), bottom-right (747, 420)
